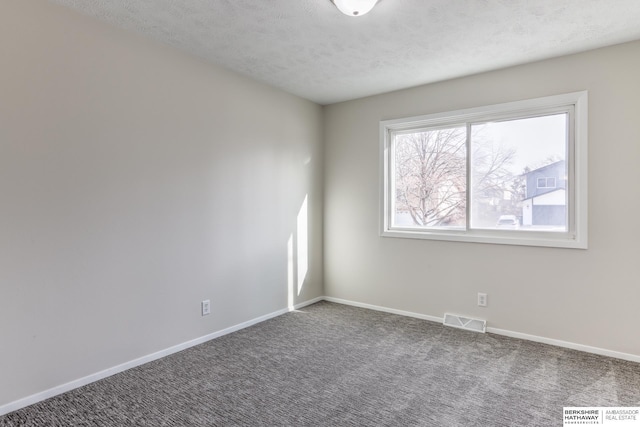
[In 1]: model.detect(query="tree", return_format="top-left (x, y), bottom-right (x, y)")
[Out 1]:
top-left (394, 126), bottom-right (516, 227)
top-left (470, 135), bottom-right (517, 223)
top-left (394, 127), bottom-right (466, 227)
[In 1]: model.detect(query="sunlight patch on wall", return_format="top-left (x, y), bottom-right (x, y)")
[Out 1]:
top-left (296, 195), bottom-right (308, 295)
top-left (287, 234), bottom-right (294, 309)
top-left (287, 195), bottom-right (310, 308)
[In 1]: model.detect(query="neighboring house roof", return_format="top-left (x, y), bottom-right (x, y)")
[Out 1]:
top-left (521, 160), bottom-right (565, 177)
top-left (523, 160), bottom-right (566, 199)
top-left (523, 187), bottom-right (565, 203)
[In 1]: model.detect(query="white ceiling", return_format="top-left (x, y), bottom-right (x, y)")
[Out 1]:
top-left (50, 0), bottom-right (640, 105)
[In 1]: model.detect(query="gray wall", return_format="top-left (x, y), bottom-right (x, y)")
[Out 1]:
top-left (0, 1), bottom-right (323, 407)
top-left (324, 40), bottom-right (640, 358)
top-left (3, 0), bottom-right (640, 412)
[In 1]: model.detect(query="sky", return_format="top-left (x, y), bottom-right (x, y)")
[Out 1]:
top-left (472, 113), bottom-right (567, 175)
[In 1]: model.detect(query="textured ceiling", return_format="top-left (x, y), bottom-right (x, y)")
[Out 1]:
top-left (49, 0), bottom-right (640, 105)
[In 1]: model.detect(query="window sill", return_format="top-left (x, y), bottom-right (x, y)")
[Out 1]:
top-left (381, 228), bottom-right (587, 249)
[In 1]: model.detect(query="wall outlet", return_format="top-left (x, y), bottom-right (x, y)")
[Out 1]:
top-left (477, 293), bottom-right (487, 307)
top-left (201, 299), bottom-right (211, 316)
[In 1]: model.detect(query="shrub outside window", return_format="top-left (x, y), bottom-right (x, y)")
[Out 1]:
top-left (380, 92), bottom-right (588, 249)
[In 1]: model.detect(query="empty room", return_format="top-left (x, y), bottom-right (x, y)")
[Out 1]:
top-left (1, 0), bottom-right (640, 426)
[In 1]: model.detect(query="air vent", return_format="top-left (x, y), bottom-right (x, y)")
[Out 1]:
top-left (443, 313), bottom-right (486, 333)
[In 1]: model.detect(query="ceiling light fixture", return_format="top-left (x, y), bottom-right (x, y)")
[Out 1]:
top-left (331, 0), bottom-right (379, 17)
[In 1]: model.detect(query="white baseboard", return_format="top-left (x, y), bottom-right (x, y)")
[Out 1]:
top-left (485, 326), bottom-right (640, 364)
top-left (3, 294), bottom-right (638, 417)
top-left (323, 296), bottom-right (640, 364)
top-left (323, 296), bottom-right (444, 323)
top-left (0, 296), bottom-right (323, 417)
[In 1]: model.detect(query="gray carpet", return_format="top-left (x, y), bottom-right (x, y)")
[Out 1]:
top-left (2, 301), bottom-right (639, 426)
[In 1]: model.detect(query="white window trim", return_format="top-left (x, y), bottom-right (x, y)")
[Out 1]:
top-left (537, 177), bottom-right (557, 189)
top-left (379, 91), bottom-right (588, 249)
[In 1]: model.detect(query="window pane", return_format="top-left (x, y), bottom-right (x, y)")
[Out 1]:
top-left (392, 126), bottom-right (467, 229)
top-left (381, 91), bottom-right (586, 248)
top-left (470, 114), bottom-right (568, 232)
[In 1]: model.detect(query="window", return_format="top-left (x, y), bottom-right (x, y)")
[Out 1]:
top-left (380, 92), bottom-right (587, 249)
top-left (537, 177), bottom-right (557, 189)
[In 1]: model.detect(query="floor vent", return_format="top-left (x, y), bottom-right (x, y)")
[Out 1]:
top-left (443, 313), bottom-right (486, 333)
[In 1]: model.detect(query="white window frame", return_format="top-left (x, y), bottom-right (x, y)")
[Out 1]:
top-left (380, 91), bottom-right (588, 249)
top-left (537, 177), bottom-right (557, 189)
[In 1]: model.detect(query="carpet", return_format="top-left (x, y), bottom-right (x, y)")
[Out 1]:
top-left (2, 301), bottom-right (639, 426)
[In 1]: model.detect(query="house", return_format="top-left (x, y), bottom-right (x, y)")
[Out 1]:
top-left (521, 160), bottom-right (567, 227)
top-left (2, 0), bottom-right (640, 417)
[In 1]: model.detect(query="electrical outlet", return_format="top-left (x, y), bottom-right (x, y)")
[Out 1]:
top-left (478, 293), bottom-right (487, 307)
top-left (201, 299), bottom-right (211, 316)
